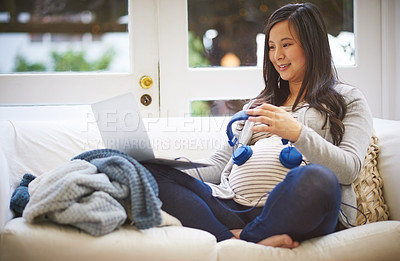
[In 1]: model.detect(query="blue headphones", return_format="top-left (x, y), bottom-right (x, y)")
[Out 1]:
top-left (280, 139), bottom-right (303, 168)
top-left (226, 110), bottom-right (303, 168)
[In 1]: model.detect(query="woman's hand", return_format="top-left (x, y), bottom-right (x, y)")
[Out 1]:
top-left (246, 103), bottom-right (302, 142)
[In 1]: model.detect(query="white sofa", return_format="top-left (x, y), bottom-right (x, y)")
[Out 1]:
top-left (1, 105), bottom-right (399, 261)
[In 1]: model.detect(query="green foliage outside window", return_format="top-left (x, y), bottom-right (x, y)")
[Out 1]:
top-left (13, 56), bottom-right (47, 72)
top-left (191, 100), bottom-right (212, 116)
top-left (13, 49), bottom-right (115, 72)
top-left (188, 31), bottom-right (210, 67)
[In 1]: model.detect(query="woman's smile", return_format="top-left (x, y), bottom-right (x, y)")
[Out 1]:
top-left (278, 63), bottom-right (291, 71)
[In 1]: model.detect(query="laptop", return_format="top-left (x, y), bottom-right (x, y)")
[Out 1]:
top-left (91, 93), bottom-right (212, 170)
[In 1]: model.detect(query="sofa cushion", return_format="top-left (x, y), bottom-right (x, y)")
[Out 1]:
top-left (0, 218), bottom-right (217, 261)
top-left (373, 118), bottom-right (400, 220)
top-left (217, 221), bottom-right (400, 261)
top-left (353, 134), bottom-right (389, 225)
top-left (0, 120), bottom-right (103, 191)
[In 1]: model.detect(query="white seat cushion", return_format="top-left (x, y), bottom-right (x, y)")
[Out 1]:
top-left (1, 218), bottom-right (217, 261)
top-left (217, 221), bottom-right (400, 261)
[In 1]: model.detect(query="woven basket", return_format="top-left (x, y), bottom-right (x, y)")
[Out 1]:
top-left (353, 134), bottom-right (390, 226)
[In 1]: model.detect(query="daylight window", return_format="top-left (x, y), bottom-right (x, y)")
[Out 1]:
top-left (188, 0), bottom-right (354, 68)
top-left (0, 0), bottom-right (129, 73)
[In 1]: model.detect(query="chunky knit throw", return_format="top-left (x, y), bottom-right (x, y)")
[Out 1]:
top-left (72, 149), bottom-right (162, 230)
top-left (23, 159), bottom-right (128, 236)
top-left (23, 149), bottom-right (162, 236)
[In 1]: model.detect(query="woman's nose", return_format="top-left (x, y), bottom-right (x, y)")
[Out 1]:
top-left (275, 46), bottom-right (284, 61)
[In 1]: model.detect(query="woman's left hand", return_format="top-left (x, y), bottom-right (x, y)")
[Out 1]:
top-left (246, 103), bottom-right (302, 142)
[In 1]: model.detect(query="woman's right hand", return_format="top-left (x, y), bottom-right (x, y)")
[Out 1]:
top-left (246, 103), bottom-right (302, 142)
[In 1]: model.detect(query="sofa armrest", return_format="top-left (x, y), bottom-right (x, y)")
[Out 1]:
top-left (0, 150), bottom-right (12, 232)
top-left (373, 118), bottom-right (400, 220)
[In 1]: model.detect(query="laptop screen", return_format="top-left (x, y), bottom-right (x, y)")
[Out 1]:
top-left (91, 93), bottom-right (155, 162)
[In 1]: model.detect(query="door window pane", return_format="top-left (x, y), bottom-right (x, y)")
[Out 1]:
top-left (191, 99), bottom-right (249, 117)
top-left (0, 0), bottom-right (128, 73)
top-left (188, 0), bottom-right (354, 68)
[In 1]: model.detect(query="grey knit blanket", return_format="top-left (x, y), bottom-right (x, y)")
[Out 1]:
top-left (73, 149), bottom-right (162, 229)
top-left (23, 149), bottom-right (162, 236)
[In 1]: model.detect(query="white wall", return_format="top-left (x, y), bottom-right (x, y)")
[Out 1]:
top-left (395, 0), bottom-right (400, 120)
top-left (382, 0), bottom-right (400, 120)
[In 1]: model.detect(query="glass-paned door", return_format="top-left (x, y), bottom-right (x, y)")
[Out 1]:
top-left (188, 0), bottom-right (354, 69)
top-left (0, 0), bottom-right (160, 117)
top-left (0, 0), bottom-right (129, 73)
top-left (158, 0), bottom-right (381, 118)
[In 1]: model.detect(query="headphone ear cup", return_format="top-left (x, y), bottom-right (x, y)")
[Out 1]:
top-left (279, 147), bottom-right (302, 169)
top-left (232, 145), bottom-right (253, 165)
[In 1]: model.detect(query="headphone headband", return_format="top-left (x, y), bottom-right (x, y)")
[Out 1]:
top-left (226, 110), bottom-right (249, 146)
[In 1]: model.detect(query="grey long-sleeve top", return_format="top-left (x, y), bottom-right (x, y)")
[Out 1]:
top-left (185, 84), bottom-right (373, 228)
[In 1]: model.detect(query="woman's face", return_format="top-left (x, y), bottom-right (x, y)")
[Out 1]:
top-left (268, 20), bottom-right (306, 89)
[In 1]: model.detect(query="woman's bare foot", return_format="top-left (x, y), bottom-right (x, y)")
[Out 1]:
top-left (230, 230), bottom-right (299, 249)
top-left (230, 229), bottom-right (242, 239)
top-left (257, 234), bottom-right (299, 249)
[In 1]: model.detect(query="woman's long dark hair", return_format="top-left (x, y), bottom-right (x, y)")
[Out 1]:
top-left (257, 3), bottom-right (347, 145)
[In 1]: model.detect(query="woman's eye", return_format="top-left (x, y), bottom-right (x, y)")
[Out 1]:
top-left (283, 43), bottom-right (291, 47)
top-left (269, 46), bottom-right (275, 50)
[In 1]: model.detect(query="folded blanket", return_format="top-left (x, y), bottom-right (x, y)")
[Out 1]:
top-left (23, 149), bottom-right (164, 236)
top-left (72, 149), bottom-right (162, 230)
top-left (23, 160), bottom-right (128, 236)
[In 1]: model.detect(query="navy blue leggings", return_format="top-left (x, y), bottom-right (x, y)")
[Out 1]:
top-left (143, 163), bottom-right (342, 243)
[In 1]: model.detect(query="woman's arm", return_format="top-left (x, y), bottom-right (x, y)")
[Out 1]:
top-left (182, 124), bottom-right (239, 184)
top-left (246, 85), bottom-right (372, 185)
top-left (293, 86), bottom-right (373, 184)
